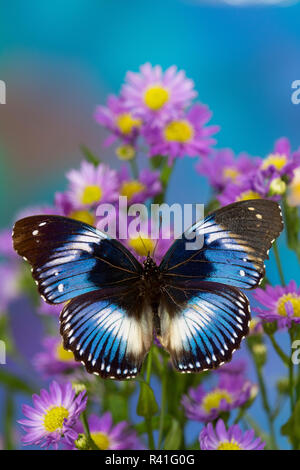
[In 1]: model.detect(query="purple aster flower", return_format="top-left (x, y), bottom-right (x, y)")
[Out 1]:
top-left (0, 229), bottom-right (16, 258)
top-left (121, 63), bottom-right (197, 127)
top-left (94, 94), bottom-right (142, 146)
top-left (260, 137), bottom-right (300, 181)
top-left (216, 359), bottom-right (248, 376)
top-left (118, 166), bottom-right (162, 203)
top-left (0, 262), bottom-right (21, 313)
top-left (65, 412), bottom-right (145, 450)
top-left (123, 217), bottom-right (173, 264)
top-left (182, 372), bottom-right (253, 422)
top-left (287, 168), bottom-right (300, 207)
top-left (37, 300), bottom-right (62, 317)
top-left (18, 381), bottom-right (87, 449)
top-left (196, 148), bottom-right (261, 192)
top-left (33, 337), bottom-right (80, 378)
top-left (218, 170), bottom-right (278, 206)
top-left (60, 161), bottom-right (119, 211)
top-left (253, 280), bottom-right (300, 329)
top-left (82, 413), bottom-right (144, 450)
top-left (199, 419), bottom-right (265, 450)
top-left (145, 104), bottom-right (219, 165)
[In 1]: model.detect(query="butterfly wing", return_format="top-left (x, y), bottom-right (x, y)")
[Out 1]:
top-left (60, 287), bottom-right (153, 379)
top-left (12, 215), bottom-right (142, 304)
top-left (158, 281), bottom-right (250, 372)
top-left (159, 199), bottom-right (283, 289)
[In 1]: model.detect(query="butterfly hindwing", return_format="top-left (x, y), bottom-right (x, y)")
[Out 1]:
top-left (12, 215), bottom-right (142, 304)
top-left (60, 288), bottom-right (153, 379)
top-left (158, 282), bottom-right (250, 372)
top-left (160, 199), bottom-right (283, 289)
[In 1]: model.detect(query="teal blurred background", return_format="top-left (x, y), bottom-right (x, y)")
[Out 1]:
top-left (0, 0), bottom-right (300, 449)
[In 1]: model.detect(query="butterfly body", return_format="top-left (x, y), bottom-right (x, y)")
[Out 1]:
top-left (12, 199), bottom-right (283, 379)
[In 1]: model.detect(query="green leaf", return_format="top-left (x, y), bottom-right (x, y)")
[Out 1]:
top-left (164, 418), bottom-right (182, 450)
top-left (0, 369), bottom-right (36, 395)
top-left (134, 414), bottom-right (172, 435)
top-left (80, 145), bottom-right (101, 166)
top-left (137, 381), bottom-right (158, 418)
top-left (4, 391), bottom-right (15, 450)
top-left (105, 393), bottom-right (129, 422)
top-left (281, 398), bottom-right (300, 447)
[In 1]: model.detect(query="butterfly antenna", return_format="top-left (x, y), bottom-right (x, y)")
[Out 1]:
top-left (138, 231), bottom-right (149, 258)
top-left (152, 214), bottom-right (162, 261)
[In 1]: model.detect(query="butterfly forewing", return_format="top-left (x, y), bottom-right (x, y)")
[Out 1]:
top-left (12, 215), bottom-right (142, 304)
top-left (160, 199), bottom-right (283, 289)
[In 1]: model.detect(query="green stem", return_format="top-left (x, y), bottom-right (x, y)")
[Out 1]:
top-left (154, 159), bottom-right (176, 204)
top-left (289, 330), bottom-right (295, 412)
top-left (145, 348), bottom-right (155, 450)
top-left (4, 390), bottom-right (14, 450)
top-left (81, 412), bottom-right (99, 450)
top-left (268, 334), bottom-right (289, 366)
top-left (255, 364), bottom-right (277, 449)
top-left (158, 359), bottom-right (168, 449)
top-left (129, 157), bottom-right (139, 179)
top-left (273, 241), bottom-right (286, 287)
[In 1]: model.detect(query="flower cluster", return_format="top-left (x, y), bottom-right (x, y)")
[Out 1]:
top-left (95, 63), bottom-right (219, 165)
top-left (1, 63), bottom-right (300, 451)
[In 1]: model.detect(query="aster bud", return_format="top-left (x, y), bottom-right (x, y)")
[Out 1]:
top-left (75, 433), bottom-right (89, 450)
top-left (269, 178), bottom-right (286, 196)
top-left (252, 343), bottom-right (267, 367)
top-left (263, 321), bottom-right (277, 335)
top-left (276, 377), bottom-right (290, 395)
top-left (116, 144), bottom-right (136, 161)
top-left (72, 382), bottom-right (87, 395)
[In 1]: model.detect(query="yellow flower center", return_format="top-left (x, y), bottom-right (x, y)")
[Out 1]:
top-left (70, 210), bottom-right (95, 226)
top-left (223, 167), bottom-right (239, 181)
top-left (91, 432), bottom-right (110, 450)
top-left (277, 293), bottom-right (300, 317)
top-left (55, 343), bottom-right (75, 362)
top-left (120, 181), bottom-right (145, 200)
top-left (116, 144), bottom-right (136, 161)
top-left (43, 406), bottom-right (69, 433)
top-left (128, 236), bottom-right (155, 257)
top-left (290, 181), bottom-right (300, 202)
top-left (116, 113), bottom-right (141, 135)
top-left (261, 153), bottom-right (287, 171)
top-left (164, 120), bottom-right (194, 143)
top-left (217, 440), bottom-right (242, 450)
top-left (81, 185), bottom-right (102, 205)
top-left (202, 389), bottom-right (232, 413)
top-left (144, 85), bottom-right (169, 110)
top-left (237, 190), bottom-right (261, 202)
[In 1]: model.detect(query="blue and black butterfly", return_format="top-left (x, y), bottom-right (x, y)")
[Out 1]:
top-left (12, 199), bottom-right (283, 380)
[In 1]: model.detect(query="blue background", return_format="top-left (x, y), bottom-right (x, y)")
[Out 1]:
top-left (0, 0), bottom-right (300, 449)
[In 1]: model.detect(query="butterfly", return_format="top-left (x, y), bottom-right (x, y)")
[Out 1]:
top-left (12, 199), bottom-right (283, 380)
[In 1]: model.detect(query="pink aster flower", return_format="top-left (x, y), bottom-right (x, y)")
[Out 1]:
top-left (118, 166), bottom-right (162, 204)
top-left (37, 300), bottom-right (62, 317)
top-left (196, 148), bottom-right (261, 191)
top-left (145, 104), bottom-right (219, 165)
top-left (121, 63), bottom-right (197, 127)
top-left (18, 381), bottom-right (87, 449)
top-left (260, 137), bottom-right (300, 181)
top-left (182, 371), bottom-right (253, 422)
top-left (218, 170), bottom-right (279, 206)
top-left (122, 216), bottom-right (173, 264)
top-left (58, 161), bottom-right (119, 212)
top-left (33, 337), bottom-right (80, 378)
top-left (199, 419), bottom-right (265, 450)
top-left (67, 412), bottom-right (145, 450)
top-left (94, 94), bottom-right (142, 146)
top-left (253, 280), bottom-right (300, 329)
